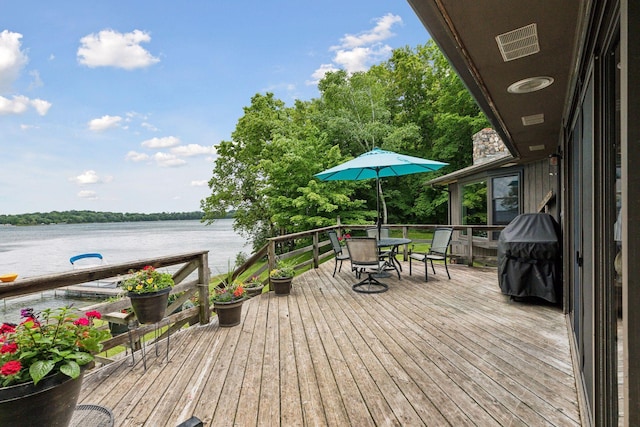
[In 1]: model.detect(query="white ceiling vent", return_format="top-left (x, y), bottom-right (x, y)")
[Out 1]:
top-left (496, 23), bottom-right (540, 62)
top-left (522, 113), bottom-right (545, 126)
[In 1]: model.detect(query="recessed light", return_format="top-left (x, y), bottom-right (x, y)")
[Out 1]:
top-left (507, 76), bottom-right (554, 94)
top-left (529, 144), bottom-right (545, 151)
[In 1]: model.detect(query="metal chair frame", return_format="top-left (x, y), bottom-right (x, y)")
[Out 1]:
top-left (327, 230), bottom-right (350, 277)
top-left (346, 238), bottom-right (388, 293)
top-left (409, 227), bottom-right (454, 281)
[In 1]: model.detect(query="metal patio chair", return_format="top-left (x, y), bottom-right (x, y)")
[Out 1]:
top-left (346, 237), bottom-right (388, 293)
top-left (327, 230), bottom-right (350, 277)
top-left (409, 227), bottom-right (454, 281)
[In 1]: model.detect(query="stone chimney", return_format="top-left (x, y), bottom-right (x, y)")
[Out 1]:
top-left (472, 128), bottom-right (509, 165)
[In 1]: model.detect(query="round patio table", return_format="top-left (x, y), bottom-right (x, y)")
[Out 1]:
top-left (376, 237), bottom-right (412, 277)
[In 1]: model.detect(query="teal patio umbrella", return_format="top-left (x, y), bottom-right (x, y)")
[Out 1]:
top-left (314, 147), bottom-right (448, 234)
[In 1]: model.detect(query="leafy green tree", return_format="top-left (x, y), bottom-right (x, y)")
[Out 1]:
top-left (202, 42), bottom-right (491, 249)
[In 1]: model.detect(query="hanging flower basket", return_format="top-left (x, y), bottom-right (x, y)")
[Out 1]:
top-left (128, 287), bottom-right (171, 324)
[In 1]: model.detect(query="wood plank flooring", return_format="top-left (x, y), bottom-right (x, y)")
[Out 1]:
top-left (79, 260), bottom-right (581, 426)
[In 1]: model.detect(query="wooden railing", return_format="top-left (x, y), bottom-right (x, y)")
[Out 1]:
top-left (230, 223), bottom-right (507, 286)
top-left (0, 251), bottom-right (210, 364)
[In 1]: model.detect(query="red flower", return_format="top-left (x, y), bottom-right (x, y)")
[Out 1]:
top-left (0, 342), bottom-right (18, 354)
top-left (345, 233), bottom-right (351, 239)
top-left (143, 265), bottom-right (154, 271)
top-left (233, 286), bottom-right (245, 297)
top-left (0, 323), bottom-right (16, 334)
top-left (73, 318), bottom-right (90, 326)
top-left (85, 310), bottom-right (101, 320)
top-left (0, 360), bottom-right (22, 376)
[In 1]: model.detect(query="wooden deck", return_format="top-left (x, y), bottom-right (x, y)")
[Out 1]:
top-left (79, 260), bottom-right (581, 426)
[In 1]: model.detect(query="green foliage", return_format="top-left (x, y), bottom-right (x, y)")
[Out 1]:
top-left (202, 41), bottom-right (490, 250)
top-left (0, 307), bottom-right (110, 386)
top-left (122, 266), bottom-right (174, 294)
top-left (269, 259), bottom-right (295, 278)
top-left (0, 210), bottom-right (205, 226)
top-left (210, 280), bottom-right (247, 303)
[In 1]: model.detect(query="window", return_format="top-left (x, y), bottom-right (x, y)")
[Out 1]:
top-left (491, 175), bottom-right (520, 225)
top-left (462, 180), bottom-right (487, 237)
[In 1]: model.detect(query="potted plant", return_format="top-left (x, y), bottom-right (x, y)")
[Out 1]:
top-left (244, 275), bottom-right (265, 297)
top-left (0, 307), bottom-right (110, 426)
top-left (269, 259), bottom-right (295, 295)
top-left (122, 265), bottom-right (174, 324)
top-left (210, 280), bottom-right (247, 327)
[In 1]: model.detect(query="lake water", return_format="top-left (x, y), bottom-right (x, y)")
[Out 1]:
top-left (0, 219), bottom-right (249, 322)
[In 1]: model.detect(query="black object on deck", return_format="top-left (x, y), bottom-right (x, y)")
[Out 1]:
top-left (497, 213), bottom-right (562, 303)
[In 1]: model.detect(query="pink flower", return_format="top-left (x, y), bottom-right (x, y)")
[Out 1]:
top-left (0, 360), bottom-right (22, 376)
top-left (85, 310), bottom-right (101, 320)
top-left (74, 318), bottom-right (90, 326)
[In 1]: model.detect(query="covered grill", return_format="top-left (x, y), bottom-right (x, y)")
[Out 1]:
top-left (497, 213), bottom-right (562, 303)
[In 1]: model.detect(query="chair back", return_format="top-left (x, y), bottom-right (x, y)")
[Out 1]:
top-left (366, 227), bottom-right (389, 239)
top-left (327, 230), bottom-right (343, 254)
top-left (429, 227), bottom-right (454, 256)
top-left (346, 238), bottom-right (380, 266)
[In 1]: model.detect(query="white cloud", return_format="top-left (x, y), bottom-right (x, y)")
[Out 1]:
top-left (77, 29), bottom-right (160, 70)
top-left (71, 170), bottom-right (101, 185)
top-left (153, 152), bottom-right (187, 167)
top-left (306, 64), bottom-right (339, 86)
top-left (0, 30), bottom-right (28, 93)
top-left (191, 180), bottom-right (208, 187)
top-left (309, 13), bottom-right (401, 83)
top-left (336, 13), bottom-right (401, 49)
top-left (28, 70), bottom-right (43, 90)
top-left (141, 122), bottom-right (158, 131)
top-left (125, 151), bottom-right (149, 162)
top-left (88, 115), bottom-right (122, 131)
top-left (142, 136), bottom-right (180, 148)
top-left (170, 144), bottom-right (216, 157)
top-left (30, 98), bottom-right (52, 115)
top-left (0, 95), bottom-right (29, 114)
top-left (77, 190), bottom-right (98, 200)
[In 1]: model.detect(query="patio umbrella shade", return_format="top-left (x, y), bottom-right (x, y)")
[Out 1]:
top-left (314, 147), bottom-right (448, 232)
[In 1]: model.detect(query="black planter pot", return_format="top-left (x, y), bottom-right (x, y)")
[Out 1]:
top-left (128, 287), bottom-right (171, 324)
top-left (270, 277), bottom-right (293, 295)
top-left (213, 299), bottom-right (245, 327)
top-left (245, 284), bottom-right (265, 298)
top-left (108, 321), bottom-right (129, 336)
top-left (0, 371), bottom-right (84, 427)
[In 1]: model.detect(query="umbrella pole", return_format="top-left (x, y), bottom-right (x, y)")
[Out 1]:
top-left (376, 174), bottom-right (382, 239)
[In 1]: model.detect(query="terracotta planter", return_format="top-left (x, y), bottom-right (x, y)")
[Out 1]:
top-left (128, 287), bottom-right (171, 324)
top-left (0, 371), bottom-right (84, 427)
top-left (270, 277), bottom-right (293, 295)
top-left (213, 299), bottom-right (245, 327)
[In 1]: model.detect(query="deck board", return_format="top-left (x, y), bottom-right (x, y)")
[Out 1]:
top-left (79, 260), bottom-right (581, 426)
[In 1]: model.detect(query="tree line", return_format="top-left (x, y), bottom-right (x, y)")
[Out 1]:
top-left (201, 41), bottom-right (489, 251)
top-left (0, 210), bottom-right (210, 226)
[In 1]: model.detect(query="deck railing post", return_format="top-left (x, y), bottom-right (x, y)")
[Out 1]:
top-left (467, 226), bottom-right (474, 267)
top-left (313, 231), bottom-right (319, 269)
top-left (198, 252), bottom-right (211, 325)
top-left (267, 240), bottom-right (276, 292)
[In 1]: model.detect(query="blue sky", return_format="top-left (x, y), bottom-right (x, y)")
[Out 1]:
top-left (1, 1), bottom-right (430, 215)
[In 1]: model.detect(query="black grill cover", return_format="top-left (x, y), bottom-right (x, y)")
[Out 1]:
top-left (497, 213), bottom-right (561, 303)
